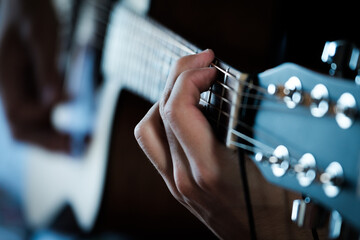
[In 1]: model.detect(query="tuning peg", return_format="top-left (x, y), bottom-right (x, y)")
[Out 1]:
top-left (291, 197), bottom-right (328, 229)
top-left (320, 162), bottom-right (344, 198)
top-left (328, 210), bottom-right (342, 239)
top-left (294, 153), bottom-right (317, 187)
top-left (254, 145), bottom-right (290, 178)
top-left (270, 145), bottom-right (290, 177)
top-left (348, 45), bottom-right (360, 85)
top-left (328, 211), bottom-right (360, 239)
top-left (321, 40), bottom-right (360, 80)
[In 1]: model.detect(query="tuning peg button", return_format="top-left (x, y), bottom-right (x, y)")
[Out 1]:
top-left (335, 92), bottom-right (357, 129)
top-left (310, 84), bottom-right (329, 118)
top-left (320, 162), bottom-right (344, 198)
top-left (321, 40), bottom-right (360, 80)
top-left (291, 197), bottom-right (328, 229)
top-left (349, 46), bottom-right (360, 85)
top-left (321, 40), bottom-right (353, 78)
top-left (295, 153), bottom-right (317, 187)
top-left (283, 76), bottom-right (302, 109)
top-left (328, 210), bottom-right (342, 239)
top-left (270, 145), bottom-right (290, 177)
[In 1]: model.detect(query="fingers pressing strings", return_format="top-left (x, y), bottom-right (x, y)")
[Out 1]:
top-left (135, 49), bottom-right (216, 201)
top-left (161, 49), bottom-right (215, 105)
top-left (160, 49), bottom-right (216, 195)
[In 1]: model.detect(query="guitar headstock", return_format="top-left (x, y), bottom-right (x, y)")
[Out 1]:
top-left (250, 62), bottom-right (360, 232)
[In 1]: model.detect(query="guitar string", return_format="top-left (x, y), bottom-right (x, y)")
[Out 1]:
top-left (111, 46), bottom-right (307, 161)
top-left (81, 6), bottom-right (322, 235)
top-left (205, 110), bottom-right (303, 166)
top-left (203, 112), bottom-right (273, 155)
top-left (120, 37), bottom-right (303, 116)
top-left (199, 97), bottom-right (302, 159)
top-left (93, 6), bottom-right (277, 99)
top-left (129, 18), bottom-right (293, 106)
top-left (94, 4), bottom-right (308, 161)
top-left (108, 31), bottom-right (298, 158)
top-left (202, 88), bottom-right (311, 117)
top-left (113, 38), bottom-right (295, 116)
top-left (205, 112), bottom-right (301, 166)
top-left (112, 26), bottom-right (286, 107)
top-left (107, 16), bottom-right (312, 150)
top-left (96, 3), bottom-right (306, 164)
top-left (97, 0), bottom-right (331, 176)
top-left (94, 6), bottom-right (309, 122)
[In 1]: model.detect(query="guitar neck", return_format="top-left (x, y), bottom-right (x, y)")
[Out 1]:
top-left (102, 4), bottom-right (250, 147)
top-left (103, 4), bottom-right (193, 102)
top-left (102, 4), bottom-right (360, 234)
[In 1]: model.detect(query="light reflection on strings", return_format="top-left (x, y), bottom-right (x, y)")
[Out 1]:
top-left (103, 5), bottom-right (307, 161)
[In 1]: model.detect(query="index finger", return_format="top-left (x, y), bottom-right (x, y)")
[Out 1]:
top-left (161, 49), bottom-right (215, 106)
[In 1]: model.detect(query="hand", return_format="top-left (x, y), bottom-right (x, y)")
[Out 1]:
top-left (135, 50), bottom-right (250, 239)
top-left (0, 0), bottom-right (69, 152)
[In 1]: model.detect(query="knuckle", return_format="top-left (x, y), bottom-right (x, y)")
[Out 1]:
top-left (194, 169), bottom-right (220, 192)
top-left (134, 122), bottom-right (146, 143)
top-left (134, 120), bottom-right (153, 155)
top-left (162, 101), bottom-right (178, 124)
top-left (177, 70), bottom-right (193, 83)
top-left (134, 121), bottom-right (147, 148)
top-left (158, 99), bottom-right (167, 119)
top-left (174, 173), bottom-right (194, 199)
top-left (173, 56), bottom-right (187, 71)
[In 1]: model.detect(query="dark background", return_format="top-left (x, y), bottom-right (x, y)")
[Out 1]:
top-left (149, 0), bottom-right (359, 75)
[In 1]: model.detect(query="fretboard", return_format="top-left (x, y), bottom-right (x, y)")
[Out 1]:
top-left (102, 3), bottom-right (250, 147)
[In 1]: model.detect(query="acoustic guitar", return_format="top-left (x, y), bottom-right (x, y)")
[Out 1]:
top-left (23, 0), bottom-right (360, 238)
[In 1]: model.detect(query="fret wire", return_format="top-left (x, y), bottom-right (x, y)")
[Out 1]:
top-left (130, 18), bottom-right (138, 95)
top-left (122, 28), bottom-right (281, 107)
top-left (113, 23), bottom-right (281, 109)
top-left (199, 96), bottom-right (307, 161)
top-left (211, 62), bottom-right (268, 94)
top-left (92, 0), bottom-right (112, 12)
top-left (206, 116), bottom-right (262, 154)
top-left (104, 5), bottom-right (307, 163)
top-left (93, 15), bottom-right (110, 25)
top-left (102, 6), bottom-right (276, 101)
top-left (108, 6), bottom-right (271, 95)
top-left (123, 15), bottom-right (269, 95)
top-left (204, 111), bottom-right (274, 155)
top-left (102, 6), bottom-right (306, 161)
top-left (200, 98), bottom-right (280, 158)
top-left (98, 5), bottom-right (268, 98)
top-left (208, 83), bottom-right (214, 114)
top-left (107, 6), bottom-right (298, 113)
top-left (200, 97), bottom-right (258, 136)
top-left (207, 113), bottom-right (302, 169)
top-left (133, 37), bottom-right (272, 102)
top-left (142, 20), bottom-right (149, 99)
top-left (214, 79), bottom-right (281, 104)
top-left (216, 67), bottom-right (229, 128)
top-left (114, 28), bottom-right (279, 108)
top-left (153, 30), bottom-right (271, 96)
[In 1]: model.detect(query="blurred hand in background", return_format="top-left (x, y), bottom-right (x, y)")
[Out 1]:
top-left (0, 0), bottom-right (70, 152)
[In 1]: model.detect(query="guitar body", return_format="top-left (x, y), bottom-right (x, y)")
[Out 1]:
top-left (23, 0), bottom-right (359, 239)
